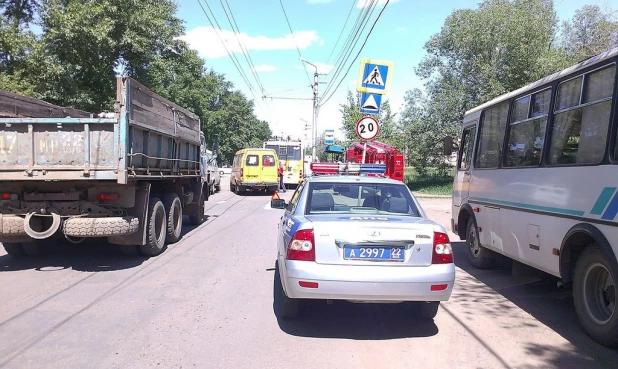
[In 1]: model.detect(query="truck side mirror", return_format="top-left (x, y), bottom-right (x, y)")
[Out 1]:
top-left (443, 136), bottom-right (454, 156)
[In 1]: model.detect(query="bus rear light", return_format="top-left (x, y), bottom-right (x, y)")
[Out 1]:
top-left (432, 232), bottom-right (453, 264)
top-left (98, 193), bottom-right (119, 201)
top-left (287, 229), bottom-right (315, 261)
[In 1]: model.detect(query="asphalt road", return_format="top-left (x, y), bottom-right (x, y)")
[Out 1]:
top-left (1, 178), bottom-right (617, 369)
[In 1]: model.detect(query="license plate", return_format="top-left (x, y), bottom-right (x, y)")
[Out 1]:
top-left (344, 247), bottom-right (404, 261)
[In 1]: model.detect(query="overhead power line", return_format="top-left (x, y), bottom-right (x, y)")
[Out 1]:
top-left (278, 0), bottom-right (312, 85)
top-left (325, 0), bottom-right (357, 65)
top-left (321, 0), bottom-right (378, 99)
top-left (219, 0), bottom-right (266, 94)
top-left (320, 0), bottom-right (390, 107)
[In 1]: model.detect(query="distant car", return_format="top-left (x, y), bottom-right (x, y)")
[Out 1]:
top-left (271, 163), bottom-right (455, 319)
top-left (219, 165), bottom-right (232, 176)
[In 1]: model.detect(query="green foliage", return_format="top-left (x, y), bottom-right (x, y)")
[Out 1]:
top-left (405, 167), bottom-right (454, 196)
top-left (561, 4), bottom-right (618, 61)
top-left (0, 0), bottom-right (271, 165)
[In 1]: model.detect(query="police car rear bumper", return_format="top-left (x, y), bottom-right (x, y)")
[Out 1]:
top-left (282, 259), bottom-right (455, 302)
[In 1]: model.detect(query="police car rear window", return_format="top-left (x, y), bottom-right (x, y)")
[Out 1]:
top-left (305, 182), bottom-right (420, 216)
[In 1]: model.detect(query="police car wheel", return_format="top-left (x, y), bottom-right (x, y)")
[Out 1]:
top-left (274, 262), bottom-right (300, 319)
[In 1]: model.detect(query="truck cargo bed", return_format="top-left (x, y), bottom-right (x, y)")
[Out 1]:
top-left (0, 77), bottom-right (202, 183)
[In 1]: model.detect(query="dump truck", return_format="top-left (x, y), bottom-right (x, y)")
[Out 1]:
top-left (0, 77), bottom-right (211, 257)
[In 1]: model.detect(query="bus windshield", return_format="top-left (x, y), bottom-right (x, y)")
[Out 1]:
top-left (265, 144), bottom-right (302, 160)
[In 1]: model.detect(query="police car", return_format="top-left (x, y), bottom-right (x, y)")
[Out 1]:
top-left (271, 162), bottom-right (455, 319)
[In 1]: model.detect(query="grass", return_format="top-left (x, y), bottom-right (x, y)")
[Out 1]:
top-left (404, 167), bottom-right (454, 196)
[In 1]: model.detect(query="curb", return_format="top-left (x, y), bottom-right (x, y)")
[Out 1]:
top-left (412, 192), bottom-right (452, 199)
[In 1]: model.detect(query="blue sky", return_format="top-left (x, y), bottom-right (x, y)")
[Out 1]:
top-left (176, 0), bottom-right (614, 144)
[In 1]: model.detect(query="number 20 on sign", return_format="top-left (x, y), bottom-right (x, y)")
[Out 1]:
top-left (355, 115), bottom-right (380, 141)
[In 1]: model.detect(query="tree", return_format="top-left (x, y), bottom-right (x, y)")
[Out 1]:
top-left (338, 90), bottom-right (398, 146)
top-left (561, 4), bottom-right (618, 61)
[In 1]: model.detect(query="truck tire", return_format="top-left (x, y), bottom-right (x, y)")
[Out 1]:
top-left (573, 245), bottom-right (618, 347)
top-left (63, 217), bottom-right (139, 237)
top-left (22, 240), bottom-right (47, 257)
top-left (2, 242), bottom-right (25, 257)
top-left (140, 198), bottom-right (167, 257)
top-left (189, 189), bottom-right (205, 226)
top-left (466, 218), bottom-right (494, 269)
top-left (1, 216), bottom-right (26, 236)
top-left (215, 183), bottom-right (221, 192)
top-left (163, 193), bottom-right (182, 244)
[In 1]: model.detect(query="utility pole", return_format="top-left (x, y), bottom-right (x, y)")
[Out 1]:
top-left (300, 57), bottom-right (322, 162)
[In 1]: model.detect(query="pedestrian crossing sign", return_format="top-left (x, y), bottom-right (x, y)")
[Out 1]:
top-left (357, 59), bottom-right (393, 94)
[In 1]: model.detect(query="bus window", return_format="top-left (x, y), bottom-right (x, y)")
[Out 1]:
top-left (475, 102), bottom-right (509, 168)
top-left (458, 126), bottom-right (476, 171)
top-left (505, 89), bottom-right (550, 167)
top-left (549, 65), bottom-right (615, 165)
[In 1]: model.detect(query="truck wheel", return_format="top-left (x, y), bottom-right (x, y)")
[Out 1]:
top-left (215, 184), bottom-right (221, 192)
top-left (22, 241), bottom-right (47, 257)
top-left (409, 301), bottom-right (440, 319)
top-left (189, 189), bottom-right (205, 226)
top-left (573, 245), bottom-right (618, 347)
top-left (235, 185), bottom-right (244, 195)
top-left (140, 198), bottom-right (167, 257)
top-left (119, 245), bottom-right (140, 256)
top-left (2, 242), bottom-right (25, 257)
top-left (466, 218), bottom-right (494, 269)
top-left (163, 193), bottom-right (182, 244)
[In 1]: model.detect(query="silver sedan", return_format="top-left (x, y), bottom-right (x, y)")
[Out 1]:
top-left (271, 171), bottom-right (456, 319)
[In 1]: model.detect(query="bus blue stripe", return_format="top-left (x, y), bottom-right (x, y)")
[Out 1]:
top-left (601, 193), bottom-right (618, 220)
top-left (469, 197), bottom-right (585, 216)
top-left (591, 187), bottom-right (616, 215)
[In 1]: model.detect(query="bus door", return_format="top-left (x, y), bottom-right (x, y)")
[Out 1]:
top-left (453, 125), bottom-right (477, 206)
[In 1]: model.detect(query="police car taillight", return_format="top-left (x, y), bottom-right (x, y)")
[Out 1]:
top-left (286, 229), bottom-right (315, 261)
top-left (432, 232), bottom-right (453, 264)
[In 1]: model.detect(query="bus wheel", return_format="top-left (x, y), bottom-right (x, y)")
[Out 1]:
top-left (465, 218), bottom-right (494, 269)
top-left (573, 245), bottom-right (618, 347)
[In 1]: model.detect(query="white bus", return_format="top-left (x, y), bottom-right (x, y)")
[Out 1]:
top-left (263, 139), bottom-right (305, 186)
top-left (446, 47), bottom-right (618, 347)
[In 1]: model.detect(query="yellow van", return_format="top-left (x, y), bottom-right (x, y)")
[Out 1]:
top-left (230, 148), bottom-right (279, 194)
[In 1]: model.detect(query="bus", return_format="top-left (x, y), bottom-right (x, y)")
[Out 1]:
top-left (263, 139), bottom-right (304, 186)
top-left (446, 46), bottom-right (618, 347)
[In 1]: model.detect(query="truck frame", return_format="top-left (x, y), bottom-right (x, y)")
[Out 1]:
top-left (0, 77), bottom-right (210, 257)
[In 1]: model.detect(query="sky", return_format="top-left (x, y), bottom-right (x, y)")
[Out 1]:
top-left (175, 0), bottom-right (615, 146)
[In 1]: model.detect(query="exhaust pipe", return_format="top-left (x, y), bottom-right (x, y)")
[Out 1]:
top-left (557, 281), bottom-right (566, 290)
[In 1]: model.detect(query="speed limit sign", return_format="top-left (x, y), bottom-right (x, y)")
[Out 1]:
top-left (355, 115), bottom-right (379, 140)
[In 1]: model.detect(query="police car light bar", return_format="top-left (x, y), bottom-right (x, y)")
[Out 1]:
top-left (310, 163), bottom-right (387, 176)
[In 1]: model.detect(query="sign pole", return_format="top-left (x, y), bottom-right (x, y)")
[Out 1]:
top-left (362, 142), bottom-right (367, 164)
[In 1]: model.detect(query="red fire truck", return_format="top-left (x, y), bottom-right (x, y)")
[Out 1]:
top-left (346, 140), bottom-right (405, 182)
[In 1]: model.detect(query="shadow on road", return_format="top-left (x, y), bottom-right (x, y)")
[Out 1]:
top-left (0, 216), bottom-right (209, 273)
top-left (451, 241), bottom-right (618, 368)
top-left (272, 261), bottom-right (439, 340)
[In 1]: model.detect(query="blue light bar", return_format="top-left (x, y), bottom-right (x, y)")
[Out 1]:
top-left (359, 163), bottom-right (387, 175)
top-left (310, 162), bottom-right (387, 176)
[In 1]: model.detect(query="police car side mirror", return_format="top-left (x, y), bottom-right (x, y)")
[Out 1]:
top-left (271, 199), bottom-right (286, 209)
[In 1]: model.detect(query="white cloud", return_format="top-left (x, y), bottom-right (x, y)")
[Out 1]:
top-left (179, 27), bottom-right (322, 59)
top-left (357, 0), bottom-right (399, 8)
top-left (253, 64), bottom-right (278, 72)
top-left (308, 0), bottom-right (334, 3)
top-left (296, 61), bottom-right (335, 74)
top-left (395, 26), bottom-right (406, 33)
